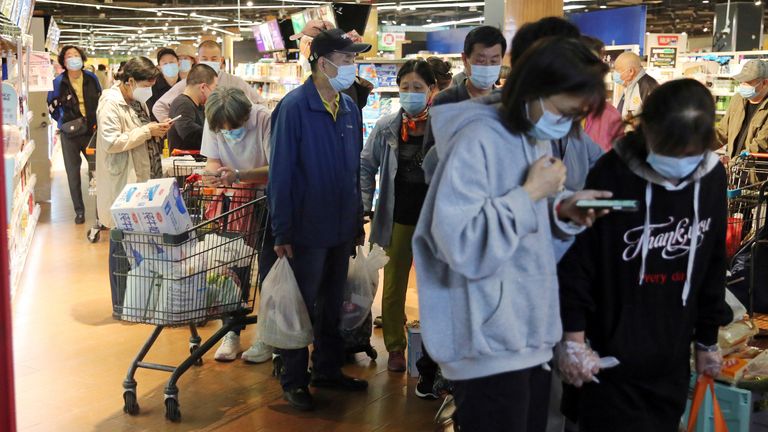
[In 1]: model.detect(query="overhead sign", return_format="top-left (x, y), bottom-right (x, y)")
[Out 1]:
top-left (378, 31), bottom-right (405, 52)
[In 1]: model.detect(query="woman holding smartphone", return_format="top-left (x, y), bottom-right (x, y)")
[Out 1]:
top-left (557, 79), bottom-right (731, 432)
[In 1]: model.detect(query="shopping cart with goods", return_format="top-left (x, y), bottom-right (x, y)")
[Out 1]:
top-left (726, 152), bottom-right (768, 326)
top-left (112, 181), bottom-right (268, 422)
top-left (171, 149), bottom-right (207, 186)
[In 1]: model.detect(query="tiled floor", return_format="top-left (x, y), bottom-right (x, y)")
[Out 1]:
top-left (11, 151), bottom-right (440, 431)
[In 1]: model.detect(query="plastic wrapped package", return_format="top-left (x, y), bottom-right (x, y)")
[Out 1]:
top-left (718, 320), bottom-right (758, 351)
top-left (206, 269), bottom-right (244, 315)
top-left (725, 288), bottom-right (748, 324)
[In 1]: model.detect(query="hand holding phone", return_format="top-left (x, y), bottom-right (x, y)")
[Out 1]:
top-left (575, 200), bottom-right (639, 212)
top-left (167, 114), bottom-right (182, 123)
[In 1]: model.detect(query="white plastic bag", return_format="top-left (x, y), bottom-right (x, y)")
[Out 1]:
top-left (257, 257), bottom-right (313, 349)
top-left (122, 259), bottom-right (163, 322)
top-left (725, 288), bottom-right (748, 323)
top-left (339, 244), bottom-right (390, 330)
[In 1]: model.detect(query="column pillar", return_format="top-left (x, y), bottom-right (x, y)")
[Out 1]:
top-left (485, 0), bottom-right (564, 43)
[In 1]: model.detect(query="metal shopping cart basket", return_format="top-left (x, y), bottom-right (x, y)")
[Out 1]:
top-left (727, 152), bottom-right (768, 255)
top-left (112, 183), bottom-right (268, 422)
top-left (171, 149), bottom-right (207, 186)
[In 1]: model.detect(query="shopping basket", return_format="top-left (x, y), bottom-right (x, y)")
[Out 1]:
top-left (112, 184), bottom-right (268, 422)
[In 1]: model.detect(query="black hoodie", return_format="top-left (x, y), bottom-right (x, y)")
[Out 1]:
top-left (559, 136), bottom-right (731, 381)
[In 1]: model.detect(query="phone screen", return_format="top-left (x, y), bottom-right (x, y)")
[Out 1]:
top-left (576, 200), bottom-right (639, 212)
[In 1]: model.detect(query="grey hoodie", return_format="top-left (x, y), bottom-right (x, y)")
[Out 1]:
top-left (412, 99), bottom-right (583, 381)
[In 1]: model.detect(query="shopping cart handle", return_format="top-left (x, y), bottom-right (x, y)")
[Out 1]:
top-left (171, 149), bottom-right (200, 156)
top-left (740, 151), bottom-right (768, 159)
top-left (728, 189), bottom-right (742, 199)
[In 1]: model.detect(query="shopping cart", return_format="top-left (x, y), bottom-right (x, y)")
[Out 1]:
top-left (727, 152), bottom-right (768, 256)
top-left (112, 183), bottom-right (268, 422)
top-left (85, 135), bottom-right (103, 243)
top-left (171, 149), bottom-right (207, 186)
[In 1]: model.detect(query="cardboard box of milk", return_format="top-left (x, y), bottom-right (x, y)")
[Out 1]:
top-left (135, 178), bottom-right (193, 235)
top-left (110, 183), bottom-right (144, 232)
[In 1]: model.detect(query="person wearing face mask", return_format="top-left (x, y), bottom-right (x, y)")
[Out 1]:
top-left (412, 37), bottom-right (612, 432)
top-left (613, 51), bottom-right (659, 122)
top-left (175, 44), bottom-right (196, 81)
top-left (152, 40), bottom-right (264, 122)
top-left (197, 87), bottom-right (274, 364)
top-left (147, 48), bottom-right (180, 121)
top-left (557, 79), bottom-right (731, 432)
top-left (167, 64), bottom-right (218, 152)
top-left (266, 28), bottom-right (372, 412)
top-left (360, 60), bottom-right (437, 373)
top-left (95, 56), bottom-right (172, 226)
top-left (715, 59), bottom-right (768, 162)
top-left (47, 45), bottom-right (103, 224)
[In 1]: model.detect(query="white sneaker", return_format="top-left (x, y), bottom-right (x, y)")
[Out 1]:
top-left (241, 340), bottom-right (274, 364)
top-left (214, 332), bottom-right (241, 362)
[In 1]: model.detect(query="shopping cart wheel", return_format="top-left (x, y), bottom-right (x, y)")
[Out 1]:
top-left (190, 345), bottom-right (203, 366)
top-left (366, 346), bottom-right (378, 360)
top-left (87, 228), bottom-right (100, 243)
top-left (165, 397), bottom-right (181, 422)
top-left (123, 390), bottom-right (140, 416)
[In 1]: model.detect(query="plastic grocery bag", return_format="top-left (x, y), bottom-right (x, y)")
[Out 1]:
top-left (257, 257), bottom-right (313, 349)
top-left (340, 244), bottom-right (390, 330)
top-left (122, 260), bottom-right (163, 322)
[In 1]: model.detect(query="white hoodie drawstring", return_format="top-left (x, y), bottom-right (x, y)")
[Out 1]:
top-left (638, 182), bottom-right (652, 286)
top-left (682, 180), bottom-right (701, 306)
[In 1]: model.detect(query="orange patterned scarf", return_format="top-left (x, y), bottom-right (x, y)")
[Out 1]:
top-left (401, 107), bottom-right (430, 142)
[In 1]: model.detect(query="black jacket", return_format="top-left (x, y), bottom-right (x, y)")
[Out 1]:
top-left (559, 137), bottom-right (731, 381)
top-left (47, 70), bottom-right (102, 131)
top-left (147, 75), bottom-right (175, 121)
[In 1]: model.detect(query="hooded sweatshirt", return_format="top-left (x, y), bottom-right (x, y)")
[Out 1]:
top-left (559, 136), bottom-right (731, 381)
top-left (412, 99), bottom-right (583, 381)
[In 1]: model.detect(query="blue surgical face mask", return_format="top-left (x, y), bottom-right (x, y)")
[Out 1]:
top-left (220, 127), bottom-right (246, 145)
top-left (612, 71), bottom-right (624, 86)
top-left (646, 151), bottom-right (704, 180)
top-left (161, 63), bottom-right (179, 78)
top-left (199, 61), bottom-right (221, 75)
top-left (738, 83), bottom-right (758, 99)
top-left (325, 60), bottom-right (357, 92)
top-left (179, 59), bottom-right (193, 73)
top-left (469, 64), bottom-right (501, 90)
top-left (528, 98), bottom-right (573, 141)
top-left (400, 92), bottom-right (428, 116)
top-left (65, 57), bottom-right (83, 71)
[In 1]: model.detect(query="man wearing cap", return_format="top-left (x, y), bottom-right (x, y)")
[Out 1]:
top-left (267, 28), bottom-right (371, 412)
top-left (152, 40), bottom-right (264, 122)
top-left (716, 59), bottom-right (768, 159)
top-left (176, 44), bottom-right (196, 80)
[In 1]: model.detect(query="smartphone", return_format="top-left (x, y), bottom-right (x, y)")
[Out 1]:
top-left (168, 114), bottom-right (182, 122)
top-left (193, 169), bottom-right (221, 178)
top-left (576, 199), bottom-right (639, 212)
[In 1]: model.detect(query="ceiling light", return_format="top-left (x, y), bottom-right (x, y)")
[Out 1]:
top-left (211, 30), bottom-right (217, 34)
top-left (424, 16), bottom-right (484, 28)
top-left (704, 27), bottom-right (709, 32)
top-left (756, 0), bottom-right (762, 5)
top-left (599, 5), bottom-right (607, 8)
top-left (157, 11), bottom-right (162, 16)
top-left (409, 6), bottom-right (415, 10)
top-left (247, 1), bottom-right (254, 5)
top-left (703, 0), bottom-right (709, 2)
top-left (400, 23), bottom-right (406, 26)
top-left (426, 19), bottom-right (432, 22)
top-left (563, 5), bottom-right (586, 10)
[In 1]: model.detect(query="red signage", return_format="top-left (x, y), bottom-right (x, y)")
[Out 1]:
top-left (657, 35), bottom-right (679, 46)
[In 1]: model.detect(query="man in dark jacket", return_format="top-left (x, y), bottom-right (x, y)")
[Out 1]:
top-left (47, 45), bottom-right (102, 224)
top-left (267, 29), bottom-right (371, 412)
top-left (613, 51), bottom-right (659, 121)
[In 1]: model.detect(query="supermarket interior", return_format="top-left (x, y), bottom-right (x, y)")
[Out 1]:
top-left (8, 0), bottom-right (768, 431)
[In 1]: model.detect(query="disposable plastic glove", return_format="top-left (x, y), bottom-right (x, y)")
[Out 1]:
top-left (696, 348), bottom-right (724, 378)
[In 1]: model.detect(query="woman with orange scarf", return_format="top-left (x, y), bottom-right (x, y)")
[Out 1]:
top-left (361, 60), bottom-right (437, 372)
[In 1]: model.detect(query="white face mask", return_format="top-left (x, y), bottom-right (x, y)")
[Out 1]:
top-left (199, 61), bottom-right (221, 75)
top-left (469, 64), bottom-right (501, 90)
top-left (131, 82), bottom-right (153, 104)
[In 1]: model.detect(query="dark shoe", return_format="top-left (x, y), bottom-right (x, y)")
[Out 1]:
top-left (387, 351), bottom-right (406, 372)
top-left (373, 315), bottom-right (383, 328)
top-left (75, 213), bottom-right (85, 224)
top-left (311, 373), bottom-right (368, 391)
top-left (283, 387), bottom-right (315, 411)
top-left (415, 375), bottom-right (438, 400)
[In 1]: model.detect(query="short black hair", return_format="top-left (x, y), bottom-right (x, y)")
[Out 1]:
top-left (464, 26), bottom-right (507, 58)
top-left (98, 64), bottom-right (107, 71)
top-left (501, 37), bottom-right (608, 135)
top-left (186, 64), bottom-right (217, 86)
top-left (396, 59), bottom-right (437, 87)
top-left (510, 17), bottom-right (580, 64)
top-left (57, 45), bottom-right (87, 69)
top-left (634, 79), bottom-right (715, 155)
top-left (156, 47), bottom-right (178, 64)
top-left (116, 57), bottom-right (160, 83)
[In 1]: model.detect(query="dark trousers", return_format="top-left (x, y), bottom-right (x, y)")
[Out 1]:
top-left (277, 241), bottom-right (353, 390)
top-left (416, 344), bottom-right (438, 380)
top-left (453, 367), bottom-right (551, 432)
top-left (60, 132), bottom-right (91, 214)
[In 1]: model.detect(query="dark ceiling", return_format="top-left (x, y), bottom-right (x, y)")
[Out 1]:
top-left (30, 0), bottom-right (756, 55)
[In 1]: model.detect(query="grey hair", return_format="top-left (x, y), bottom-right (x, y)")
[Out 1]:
top-left (205, 87), bottom-right (252, 132)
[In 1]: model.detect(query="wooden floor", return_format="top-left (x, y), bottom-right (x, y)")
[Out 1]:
top-left (12, 152), bottom-right (441, 431)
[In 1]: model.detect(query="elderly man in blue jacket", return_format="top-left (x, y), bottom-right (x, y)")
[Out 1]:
top-left (267, 29), bottom-right (371, 412)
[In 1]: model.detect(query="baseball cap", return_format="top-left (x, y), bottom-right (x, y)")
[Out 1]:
top-left (308, 28), bottom-right (371, 62)
top-left (176, 44), bottom-right (196, 58)
top-left (733, 60), bottom-right (768, 82)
